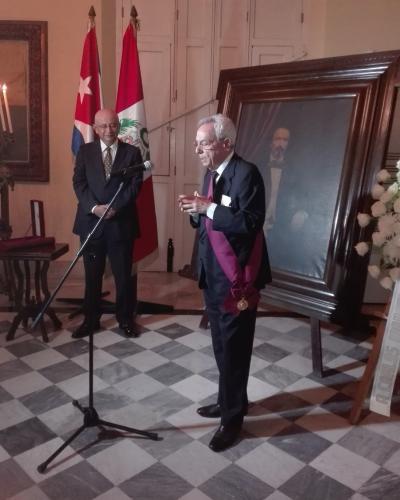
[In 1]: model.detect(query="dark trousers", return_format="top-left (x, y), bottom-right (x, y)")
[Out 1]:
top-left (203, 286), bottom-right (256, 427)
top-left (82, 232), bottom-right (134, 325)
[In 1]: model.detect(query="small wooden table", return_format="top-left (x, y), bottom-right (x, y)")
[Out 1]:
top-left (0, 243), bottom-right (69, 342)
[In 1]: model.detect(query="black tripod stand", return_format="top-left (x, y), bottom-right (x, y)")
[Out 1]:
top-left (32, 179), bottom-right (160, 474)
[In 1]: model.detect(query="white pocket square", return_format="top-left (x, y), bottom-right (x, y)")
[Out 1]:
top-left (221, 194), bottom-right (231, 207)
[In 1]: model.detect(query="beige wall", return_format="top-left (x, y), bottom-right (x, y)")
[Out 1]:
top-left (303, 0), bottom-right (327, 60)
top-left (324, 0), bottom-right (400, 56)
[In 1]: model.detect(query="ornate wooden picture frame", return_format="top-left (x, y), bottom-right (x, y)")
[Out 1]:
top-left (217, 51), bottom-right (400, 325)
top-left (0, 21), bottom-right (48, 181)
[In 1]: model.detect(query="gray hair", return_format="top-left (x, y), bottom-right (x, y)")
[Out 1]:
top-left (198, 113), bottom-right (236, 147)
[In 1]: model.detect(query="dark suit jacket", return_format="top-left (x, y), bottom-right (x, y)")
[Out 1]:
top-left (72, 140), bottom-right (143, 241)
top-left (267, 159), bottom-right (325, 277)
top-left (193, 153), bottom-right (271, 293)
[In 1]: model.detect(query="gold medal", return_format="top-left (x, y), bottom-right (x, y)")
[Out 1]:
top-left (237, 297), bottom-right (249, 311)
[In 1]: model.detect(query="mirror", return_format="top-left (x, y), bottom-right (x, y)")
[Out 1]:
top-left (0, 21), bottom-right (48, 181)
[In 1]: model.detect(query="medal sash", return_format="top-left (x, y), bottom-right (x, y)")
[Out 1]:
top-left (204, 170), bottom-right (263, 315)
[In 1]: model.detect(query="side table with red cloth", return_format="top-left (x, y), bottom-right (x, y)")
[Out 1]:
top-left (0, 242), bottom-right (69, 342)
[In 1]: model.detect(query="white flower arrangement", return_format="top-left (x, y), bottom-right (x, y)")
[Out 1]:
top-left (355, 162), bottom-right (400, 291)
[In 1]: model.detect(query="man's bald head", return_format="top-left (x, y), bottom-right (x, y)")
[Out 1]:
top-left (93, 109), bottom-right (120, 145)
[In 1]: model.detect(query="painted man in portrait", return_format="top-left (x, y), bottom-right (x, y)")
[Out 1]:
top-left (264, 126), bottom-right (291, 232)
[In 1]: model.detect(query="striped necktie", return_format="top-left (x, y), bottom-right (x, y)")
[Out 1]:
top-left (207, 170), bottom-right (218, 199)
top-left (103, 146), bottom-right (112, 179)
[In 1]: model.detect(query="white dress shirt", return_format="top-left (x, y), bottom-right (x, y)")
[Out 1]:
top-left (206, 151), bottom-right (234, 220)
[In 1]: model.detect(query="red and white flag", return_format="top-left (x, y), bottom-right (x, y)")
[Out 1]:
top-left (116, 17), bottom-right (158, 263)
top-left (71, 7), bottom-right (102, 155)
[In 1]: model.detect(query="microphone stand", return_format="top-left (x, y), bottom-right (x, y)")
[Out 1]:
top-left (34, 179), bottom-right (160, 474)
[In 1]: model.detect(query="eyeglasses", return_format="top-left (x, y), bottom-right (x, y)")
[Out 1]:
top-left (95, 123), bottom-right (119, 130)
top-left (193, 139), bottom-right (218, 150)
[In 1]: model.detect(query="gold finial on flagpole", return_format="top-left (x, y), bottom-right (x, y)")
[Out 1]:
top-left (88, 6), bottom-right (96, 28)
top-left (130, 5), bottom-right (141, 32)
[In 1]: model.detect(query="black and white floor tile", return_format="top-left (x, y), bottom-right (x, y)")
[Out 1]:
top-left (1, 312), bottom-right (400, 499)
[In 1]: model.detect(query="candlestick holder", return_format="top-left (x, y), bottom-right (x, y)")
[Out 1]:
top-left (0, 128), bottom-right (14, 297)
top-left (0, 126), bottom-right (14, 154)
top-left (0, 127), bottom-right (14, 189)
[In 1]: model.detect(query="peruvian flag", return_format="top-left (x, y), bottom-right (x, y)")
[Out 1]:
top-left (71, 9), bottom-right (102, 156)
top-left (116, 20), bottom-right (158, 263)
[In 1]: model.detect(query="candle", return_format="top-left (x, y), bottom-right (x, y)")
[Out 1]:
top-left (0, 85), bottom-right (6, 132)
top-left (2, 84), bottom-right (13, 133)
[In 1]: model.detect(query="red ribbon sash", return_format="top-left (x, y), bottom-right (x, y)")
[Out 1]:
top-left (204, 171), bottom-right (263, 315)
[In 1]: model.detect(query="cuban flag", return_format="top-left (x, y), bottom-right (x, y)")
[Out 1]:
top-left (116, 20), bottom-right (158, 263)
top-left (71, 11), bottom-right (102, 156)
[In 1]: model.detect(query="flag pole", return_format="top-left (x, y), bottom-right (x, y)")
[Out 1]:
top-left (88, 5), bottom-right (95, 23)
top-left (131, 4), bottom-right (173, 313)
top-left (130, 5), bottom-right (140, 32)
top-left (116, 5), bottom-right (173, 314)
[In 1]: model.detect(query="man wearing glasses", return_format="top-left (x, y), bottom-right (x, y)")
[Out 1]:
top-left (178, 114), bottom-right (271, 451)
top-left (72, 108), bottom-right (143, 339)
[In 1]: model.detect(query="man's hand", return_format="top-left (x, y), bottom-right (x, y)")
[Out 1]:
top-left (178, 192), bottom-right (212, 215)
top-left (93, 204), bottom-right (116, 219)
top-left (290, 210), bottom-right (308, 231)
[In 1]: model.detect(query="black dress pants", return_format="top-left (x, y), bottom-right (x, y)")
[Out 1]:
top-left (82, 231), bottom-right (134, 325)
top-left (203, 283), bottom-right (256, 427)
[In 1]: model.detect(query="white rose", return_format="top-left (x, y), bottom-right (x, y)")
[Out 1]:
top-left (389, 267), bottom-right (400, 281)
top-left (380, 276), bottom-right (393, 290)
top-left (372, 184), bottom-right (385, 199)
top-left (368, 265), bottom-right (380, 279)
top-left (397, 160), bottom-right (400, 170)
top-left (376, 169), bottom-right (391, 182)
top-left (354, 242), bottom-right (369, 256)
top-left (394, 198), bottom-right (400, 213)
top-left (371, 201), bottom-right (387, 217)
top-left (378, 214), bottom-right (395, 234)
top-left (372, 231), bottom-right (386, 247)
top-left (380, 183), bottom-right (399, 204)
top-left (380, 190), bottom-right (395, 203)
top-left (388, 182), bottom-right (399, 195)
top-left (383, 242), bottom-right (400, 263)
top-left (357, 213), bottom-right (371, 227)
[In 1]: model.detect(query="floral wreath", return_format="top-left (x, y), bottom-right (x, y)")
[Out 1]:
top-left (355, 161), bottom-right (400, 290)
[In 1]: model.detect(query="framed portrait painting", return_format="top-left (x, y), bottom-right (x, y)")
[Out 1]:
top-left (0, 21), bottom-right (48, 181)
top-left (217, 51), bottom-right (400, 325)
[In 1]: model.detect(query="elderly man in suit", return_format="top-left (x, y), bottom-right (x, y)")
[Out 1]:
top-left (72, 108), bottom-right (142, 339)
top-left (178, 114), bottom-right (271, 452)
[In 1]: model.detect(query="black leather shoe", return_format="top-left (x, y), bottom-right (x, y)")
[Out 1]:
top-left (209, 424), bottom-right (242, 452)
top-left (72, 320), bottom-right (101, 339)
top-left (119, 322), bottom-right (139, 338)
top-left (197, 404), bottom-right (249, 419)
top-left (197, 404), bottom-right (221, 418)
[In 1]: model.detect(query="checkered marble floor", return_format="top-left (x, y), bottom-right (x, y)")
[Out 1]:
top-left (1, 312), bottom-right (400, 500)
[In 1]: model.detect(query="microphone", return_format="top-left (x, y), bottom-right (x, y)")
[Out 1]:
top-left (110, 160), bottom-right (153, 178)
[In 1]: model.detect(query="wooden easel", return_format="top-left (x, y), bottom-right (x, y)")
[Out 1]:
top-left (349, 301), bottom-right (390, 424)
